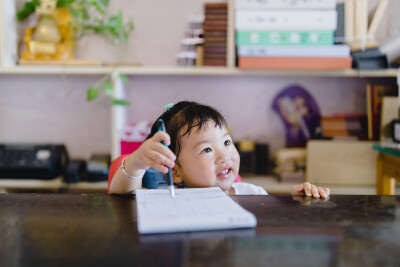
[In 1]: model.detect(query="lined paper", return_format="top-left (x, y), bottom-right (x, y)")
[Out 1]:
top-left (136, 187), bottom-right (257, 234)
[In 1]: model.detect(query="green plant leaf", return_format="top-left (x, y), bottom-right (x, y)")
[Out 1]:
top-left (102, 82), bottom-right (113, 97)
top-left (16, 0), bottom-right (40, 21)
top-left (87, 86), bottom-right (100, 101)
top-left (119, 74), bottom-right (130, 84)
top-left (89, 0), bottom-right (106, 15)
top-left (57, 0), bottom-right (74, 8)
top-left (111, 99), bottom-right (130, 106)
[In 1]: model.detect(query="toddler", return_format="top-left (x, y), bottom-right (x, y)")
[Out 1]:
top-left (108, 101), bottom-right (330, 198)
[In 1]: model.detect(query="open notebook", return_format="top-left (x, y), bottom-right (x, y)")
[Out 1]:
top-left (136, 187), bottom-right (257, 234)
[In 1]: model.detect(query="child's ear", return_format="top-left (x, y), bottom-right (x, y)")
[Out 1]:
top-left (172, 166), bottom-right (183, 185)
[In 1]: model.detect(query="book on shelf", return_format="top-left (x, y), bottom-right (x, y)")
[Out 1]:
top-left (237, 44), bottom-right (350, 57)
top-left (204, 53), bottom-right (227, 59)
top-left (235, 10), bottom-right (337, 31)
top-left (203, 59), bottom-right (227, 66)
top-left (205, 13), bottom-right (227, 21)
top-left (367, 0), bottom-right (389, 38)
top-left (203, 23), bottom-right (228, 31)
top-left (195, 45), bottom-right (204, 66)
top-left (380, 96), bottom-right (398, 141)
top-left (203, 30), bottom-right (227, 38)
top-left (234, 0), bottom-right (336, 10)
top-left (354, 0), bottom-right (368, 41)
top-left (236, 31), bottom-right (334, 46)
top-left (335, 2), bottom-right (345, 44)
top-left (204, 36), bottom-right (227, 43)
top-left (238, 56), bottom-right (352, 70)
top-left (321, 114), bottom-right (368, 140)
top-left (205, 3), bottom-right (228, 10)
top-left (344, 0), bottom-right (354, 43)
top-left (366, 83), bottom-right (398, 140)
top-left (204, 45), bottom-right (227, 54)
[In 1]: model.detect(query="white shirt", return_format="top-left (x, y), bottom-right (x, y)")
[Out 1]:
top-left (231, 182), bottom-right (268, 195)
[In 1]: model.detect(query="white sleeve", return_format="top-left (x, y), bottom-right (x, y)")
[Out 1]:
top-left (232, 182), bottom-right (268, 195)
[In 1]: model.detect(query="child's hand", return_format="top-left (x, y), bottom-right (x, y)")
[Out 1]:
top-left (292, 182), bottom-right (330, 198)
top-left (130, 131), bottom-right (176, 174)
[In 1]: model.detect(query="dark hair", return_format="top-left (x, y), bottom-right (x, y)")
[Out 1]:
top-left (147, 101), bottom-right (227, 159)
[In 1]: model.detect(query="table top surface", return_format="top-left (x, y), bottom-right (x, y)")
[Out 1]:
top-left (1, 194), bottom-right (399, 267)
top-left (373, 143), bottom-right (400, 157)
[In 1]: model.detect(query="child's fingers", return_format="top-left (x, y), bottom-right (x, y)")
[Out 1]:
top-left (147, 143), bottom-right (176, 165)
top-left (146, 158), bottom-right (169, 174)
top-left (311, 184), bottom-right (320, 198)
top-left (291, 184), bottom-right (304, 195)
top-left (145, 149), bottom-right (175, 169)
top-left (323, 187), bottom-right (330, 196)
top-left (318, 187), bottom-right (328, 198)
top-left (152, 131), bottom-right (171, 146)
top-left (152, 142), bottom-right (176, 161)
top-left (303, 182), bottom-right (312, 197)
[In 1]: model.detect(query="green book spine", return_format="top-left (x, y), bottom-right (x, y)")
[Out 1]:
top-left (236, 31), bottom-right (334, 46)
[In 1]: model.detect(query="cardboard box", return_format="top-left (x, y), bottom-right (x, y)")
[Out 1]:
top-left (306, 140), bottom-right (378, 186)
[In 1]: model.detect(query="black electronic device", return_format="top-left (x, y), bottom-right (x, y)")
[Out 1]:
top-left (352, 48), bottom-right (389, 69)
top-left (64, 159), bottom-right (87, 183)
top-left (0, 144), bottom-right (68, 179)
top-left (86, 154), bottom-right (110, 182)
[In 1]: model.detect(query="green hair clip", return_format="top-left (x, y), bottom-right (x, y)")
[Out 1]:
top-left (163, 103), bottom-right (174, 111)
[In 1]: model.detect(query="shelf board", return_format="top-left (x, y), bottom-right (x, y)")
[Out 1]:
top-left (0, 65), bottom-right (398, 77)
top-left (0, 177), bottom-right (63, 190)
top-left (243, 176), bottom-right (400, 195)
top-left (65, 181), bottom-right (108, 191)
top-left (0, 175), bottom-right (398, 194)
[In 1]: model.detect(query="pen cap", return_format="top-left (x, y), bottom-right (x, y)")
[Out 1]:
top-left (157, 119), bottom-right (166, 132)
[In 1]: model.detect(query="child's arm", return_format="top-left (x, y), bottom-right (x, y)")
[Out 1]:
top-left (292, 182), bottom-right (330, 198)
top-left (109, 131), bottom-right (176, 194)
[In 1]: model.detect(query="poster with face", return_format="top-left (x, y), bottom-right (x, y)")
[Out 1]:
top-left (272, 85), bottom-right (321, 147)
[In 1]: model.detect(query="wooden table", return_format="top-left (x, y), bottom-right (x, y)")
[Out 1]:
top-left (373, 144), bottom-right (400, 195)
top-left (1, 193), bottom-right (400, 266)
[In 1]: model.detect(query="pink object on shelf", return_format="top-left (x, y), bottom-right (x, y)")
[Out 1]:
top-left (120, 120), bottom-right (152, 155)
top-left (121, 141), bottom-right (143, 155)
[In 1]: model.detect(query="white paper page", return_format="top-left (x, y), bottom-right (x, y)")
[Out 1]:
top-left (136, 187), bottom-right (257, 234)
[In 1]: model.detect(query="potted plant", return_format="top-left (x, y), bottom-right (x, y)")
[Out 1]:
top-left (17, 0), bottom-right (134, 105)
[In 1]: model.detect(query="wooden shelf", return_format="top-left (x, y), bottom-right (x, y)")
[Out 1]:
top-left (243, 176), bottom-right (400, 195)
top-left (0, 177), bottom-right (63, 190)
top-left (0, 176), bottom-right (398, 195)
top-left (0, 65), bottom-right (398, 77)
top-left (65, 181), bottom-right (108, 192)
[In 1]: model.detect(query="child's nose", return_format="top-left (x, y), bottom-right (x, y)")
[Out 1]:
top-left (216, 150), bottom-right (229, 164)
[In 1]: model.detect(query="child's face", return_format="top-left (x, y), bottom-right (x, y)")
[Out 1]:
top-left (173, 121), bottom-right (240, 192)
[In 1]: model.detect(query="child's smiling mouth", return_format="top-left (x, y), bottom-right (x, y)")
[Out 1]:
top-left (217, 167), bottom-right (232, 179)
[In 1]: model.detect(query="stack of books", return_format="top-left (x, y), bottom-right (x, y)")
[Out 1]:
top-left (203, 3), bottom-right (228, 66)
top-left (321, 114), bottom-right (368, 140)
top-left (234, 0), bottom-right (352, 70)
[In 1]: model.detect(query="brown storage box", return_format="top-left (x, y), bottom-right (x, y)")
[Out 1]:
top-left (306, 140), bottom-right (378, 186)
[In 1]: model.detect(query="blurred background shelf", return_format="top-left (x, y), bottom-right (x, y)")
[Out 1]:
top-left (2, 176), bottom-right (399, 195)
top-left (0, 66), bottom-right (398, 77)
top-left (243, 176), bottom-right (400, 195)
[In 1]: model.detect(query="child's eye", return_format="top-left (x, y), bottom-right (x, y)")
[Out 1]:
top-left (201, 147), bottom-right (212, 153)
top-left (224, 140), bottom-right (231, 146)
